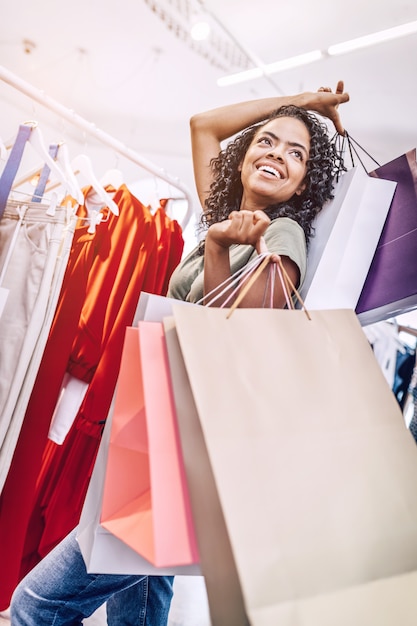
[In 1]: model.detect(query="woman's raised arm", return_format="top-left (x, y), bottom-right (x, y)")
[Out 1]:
top-left (190, 80), bottom-right (349, 209)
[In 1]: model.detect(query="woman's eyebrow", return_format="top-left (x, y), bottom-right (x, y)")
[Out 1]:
top-left (261, 130), bottom-right (309, 155)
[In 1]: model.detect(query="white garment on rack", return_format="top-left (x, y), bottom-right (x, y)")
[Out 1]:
top-left (362, 321), bottom-right (406, 388)
top-left (48, 373), bottom-right (89, 444)
top-left (0, 204), bottom-right (76, 491)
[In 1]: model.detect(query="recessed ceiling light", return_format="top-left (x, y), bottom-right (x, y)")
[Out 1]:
top-left (190, 20), bottom-right (211, 41)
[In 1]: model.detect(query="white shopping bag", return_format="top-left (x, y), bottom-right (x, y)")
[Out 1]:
top-left (133, 291), bottom-right (195, 324)
top-left (299, 167), bottom-right (396, 310)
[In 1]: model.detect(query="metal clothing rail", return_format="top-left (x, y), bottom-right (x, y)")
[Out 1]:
top-left (0, 65), bottom-right (195, 228)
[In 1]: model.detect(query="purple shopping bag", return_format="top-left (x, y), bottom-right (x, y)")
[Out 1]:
top-left (356, 148), bottom-right (417, 325)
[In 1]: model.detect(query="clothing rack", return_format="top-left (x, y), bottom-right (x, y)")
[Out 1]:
top-left (0, 65), bottom-right (195, 228)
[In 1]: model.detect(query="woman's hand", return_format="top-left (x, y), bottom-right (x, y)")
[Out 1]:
top-left (301, 80), bottom-right (349, 135)
top-left (203, 210), bottom-right (272, 306)
top-left (206, 209), bottom-right (271, 250)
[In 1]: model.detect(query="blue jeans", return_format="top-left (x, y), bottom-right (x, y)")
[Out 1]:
top-left (10, 528), bottom-right (174, 625)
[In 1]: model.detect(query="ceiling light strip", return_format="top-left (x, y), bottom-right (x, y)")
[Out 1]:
top-left (217, 19), bottom-right (417, 86)
top-left (328, 19), bottom-right (417, 55)
top-left (264, 50), bottom-right (323, 74)
top-left (218, 50), bottom-right (323, 86)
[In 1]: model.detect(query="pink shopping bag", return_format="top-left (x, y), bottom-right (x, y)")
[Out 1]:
top-left (100, 324), bottom-right (198, 568)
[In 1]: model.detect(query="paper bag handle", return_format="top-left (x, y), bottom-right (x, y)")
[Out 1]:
top-left (196, 237), bottom-right (310, 319)
top-left (195, 252), bottom-right (272, 308)
top-left (226, 253), bottom-right (311, 320)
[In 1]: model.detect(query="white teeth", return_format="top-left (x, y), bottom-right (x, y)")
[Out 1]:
top-left (258, 165), bottom-right (281, 178)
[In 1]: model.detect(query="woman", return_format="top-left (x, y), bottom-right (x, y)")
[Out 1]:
top-left (170, 82), bottom-right (347, 308)
top-left (10, 82), bottom-right (349, 625)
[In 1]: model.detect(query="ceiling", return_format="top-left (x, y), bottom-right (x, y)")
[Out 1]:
top-left (0, 0), bottom-right (417, 213)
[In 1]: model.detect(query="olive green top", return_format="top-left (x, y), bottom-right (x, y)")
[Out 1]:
top-left (167, 217), bottom-right (307, 303)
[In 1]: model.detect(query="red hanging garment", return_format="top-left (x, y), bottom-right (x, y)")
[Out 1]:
top-left (21, 203), bottom-right (184, 575)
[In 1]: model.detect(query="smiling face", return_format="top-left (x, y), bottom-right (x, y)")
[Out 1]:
top-left (238, 116), bottom-right (311, 211)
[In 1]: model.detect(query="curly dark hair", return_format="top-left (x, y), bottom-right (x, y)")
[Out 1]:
top-left (199, 104), bottom-right (343, 247)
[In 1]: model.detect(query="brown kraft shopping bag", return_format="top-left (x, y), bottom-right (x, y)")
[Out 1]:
top-left (170, 302), bottom-right (417, 626)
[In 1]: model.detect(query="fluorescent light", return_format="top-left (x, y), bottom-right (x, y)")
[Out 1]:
top-left (217, 66), bottom-right (264, 86)
top-left (217, 50), bottom-right (322, 86)
top-left (328, 20), bottom-right (417, 55)
top-left (217, 20), bottom-right (417, 87)
top-left (264, 50), bottom-right (323, 74)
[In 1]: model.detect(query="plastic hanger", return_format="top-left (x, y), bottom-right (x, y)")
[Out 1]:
top-left (53, 143), bottom-right (84, 205)
top-left (31, 143), bottom-right (60, 203)
top-left (100, 168), bottom-right (124, 189)
top-left (396, 324), bottom-right (417, 340)
top-left (71, 153), bottom-right (119, 216)
top-left (24, 122), bottom-right (81, 202)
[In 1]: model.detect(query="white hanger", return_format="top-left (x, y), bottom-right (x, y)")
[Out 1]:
top-left (54, 143), bottom-right (84, 205)
top-left (100, 168), bottom-right (124, 189)
top-left (71, 153), bottom-right (119, 216)
top-left (24, 122), bottom-right (81, 202)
